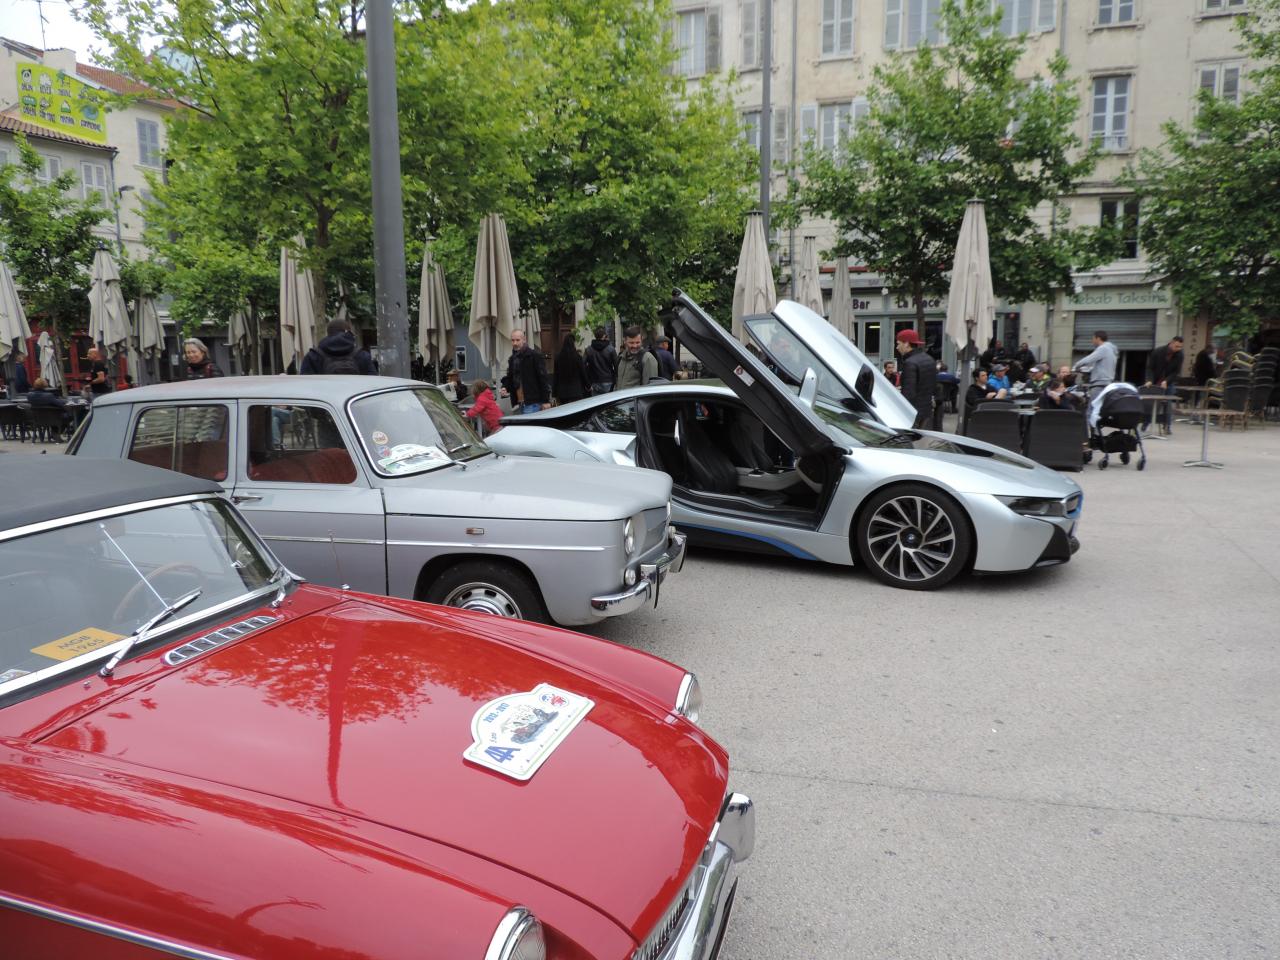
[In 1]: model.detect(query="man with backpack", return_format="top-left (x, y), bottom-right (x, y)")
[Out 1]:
top-left (615, 326), bottom-right (659, 390)
top-left (300, 320), bottom-right (376, 376)
top-left (583, 326), bottom-right (617, 395)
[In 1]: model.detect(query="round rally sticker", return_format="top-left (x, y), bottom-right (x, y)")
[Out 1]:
top-left (371, 430), bottom-right (389, 446)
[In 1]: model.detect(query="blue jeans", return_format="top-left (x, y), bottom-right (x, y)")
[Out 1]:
top-left (520, 402), bottom-right (543, 414)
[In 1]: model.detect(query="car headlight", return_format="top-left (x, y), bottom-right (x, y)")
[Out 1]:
top-left (675, 672), bottom-right (702, 725)
top-left (485, 907), bottom-right (545, 960)
top-left (623, 516), bottom-right (637, 555)
top-left (995, 495), bottom-right (1068, 518)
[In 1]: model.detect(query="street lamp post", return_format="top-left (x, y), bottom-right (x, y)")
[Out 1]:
top-left (365, 0), bottom-right (410, 378)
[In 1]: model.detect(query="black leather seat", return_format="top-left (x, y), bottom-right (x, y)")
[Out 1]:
top-left (679, 410), bottom-right (786, 506)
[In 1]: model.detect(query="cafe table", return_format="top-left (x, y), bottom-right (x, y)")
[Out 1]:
top-left (1176, 385), bottom-right (1224, 469)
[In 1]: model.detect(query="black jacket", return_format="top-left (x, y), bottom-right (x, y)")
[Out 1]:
top-left (185, 359), bottom-right (224, 380)
top-left (653, 347), bottom-right (678, 380)
top-left (1146, 345), bottom-right (1184, 385)
top-left (26, 387), bottom-right (65, 408)
top-left (899, 348), bottom-right (937, 415)
top-left (553, 349), bottom-right (591, 403)
top-left (1193, 348), bottom-right (1217, 386)
top-left (1014, 348), bottom-right (1036, 370)
top-left (301, 332), bottom-right (375, 375)
top-left (502, 346), bottom-right (551, 405)
top-left (583, 338), bottom-right (617, 386)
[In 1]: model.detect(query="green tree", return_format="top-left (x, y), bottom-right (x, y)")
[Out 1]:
top-left (788, 0), bottom-right (1115, 331)
top-left (0, 135), bottom-right (111, 330)
top-left (482, 0), bottom-right (754, 332)
top-left (1127, 1), bottom-right (1280, 340)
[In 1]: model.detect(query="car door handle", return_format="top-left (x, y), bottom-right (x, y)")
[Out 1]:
top-left (231, 494), bottom-right (262, 504)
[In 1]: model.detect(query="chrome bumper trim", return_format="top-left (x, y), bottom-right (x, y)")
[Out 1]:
top-left (647, 791), bottom-right (753, 960)
top-left (590, 529), bottom-right (687, 617)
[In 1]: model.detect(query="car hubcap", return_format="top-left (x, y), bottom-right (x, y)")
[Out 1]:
top-left (866, 495), bottom-right (956, 582)
top-left (442, 582), bottom-right (523, 618)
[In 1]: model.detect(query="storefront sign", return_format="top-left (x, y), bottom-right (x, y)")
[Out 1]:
top-left (1065, 286), bottom-right (1171, 310)
top-left (15, 61), bottom-right (109, 145)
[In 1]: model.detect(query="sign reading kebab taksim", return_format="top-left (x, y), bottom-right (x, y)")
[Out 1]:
top-left (16, 62), bottom-right (109, 145)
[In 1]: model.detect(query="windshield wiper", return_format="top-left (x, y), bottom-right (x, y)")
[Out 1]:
top-left (870, 431), bottom-right (920, 447)
top-left (99, 588), bottom-right (202, 678)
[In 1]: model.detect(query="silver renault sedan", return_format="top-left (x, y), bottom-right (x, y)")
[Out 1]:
top-left (488, 293), bottom-right (1082, 590)
top-left (69, 377), bottom-right (686, 625)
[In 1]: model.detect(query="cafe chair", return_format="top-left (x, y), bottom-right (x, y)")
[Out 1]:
top-left (1024, 409), bottom-right (1086, 471)
top-left (966, 404), bottom-right (1023, 454)
top-left (29, 407), bottom-right (68, 444)
top-left (0, 405), bottom-right (24, 441)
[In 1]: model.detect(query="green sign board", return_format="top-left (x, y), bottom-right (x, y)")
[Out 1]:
top-left (15, 61), bottom-right (109, 145)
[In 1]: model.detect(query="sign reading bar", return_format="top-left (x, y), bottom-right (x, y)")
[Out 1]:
top-left (15, 61), bottom-right (109, 145)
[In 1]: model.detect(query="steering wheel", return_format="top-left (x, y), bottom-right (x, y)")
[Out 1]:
top-left (112, 562), bottom-right (207, 626)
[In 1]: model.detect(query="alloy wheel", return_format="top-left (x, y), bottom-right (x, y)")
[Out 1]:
top-left (864, 495), bottom-right (957, 584)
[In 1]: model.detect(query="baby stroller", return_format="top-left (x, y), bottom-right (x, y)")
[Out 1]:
top-left (1086, 383), bottom-right (1146, 470)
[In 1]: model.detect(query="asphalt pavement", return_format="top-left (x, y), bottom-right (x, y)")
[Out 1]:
top-left (597, 423), bottom-right (1280, 960)
top-left (4, 422), bottom-right (1276, 958)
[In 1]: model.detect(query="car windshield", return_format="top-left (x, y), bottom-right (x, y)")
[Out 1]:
top-left (811, 401), bottom-right (900, 446)
top-left (0, 498), bottom-right (276, 697)
top-left (349, 387), bottom-right (489, 476)
top-left (744, 314), bottom-right (855, 403)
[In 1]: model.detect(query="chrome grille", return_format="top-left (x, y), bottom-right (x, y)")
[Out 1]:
top-left (164, 615), bottom-right (278, 665)
top-left (640, 506), bottom-right (669, 554)
top-left (632, 867), bottom-right (697, 960)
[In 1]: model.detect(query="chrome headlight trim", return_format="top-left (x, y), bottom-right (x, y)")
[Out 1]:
top-left (623, 516), bottom-right (636, 555)
top-left (675, 672), bottom-right (702, 725)
top-left (484, 907), bottom-right (545, 960)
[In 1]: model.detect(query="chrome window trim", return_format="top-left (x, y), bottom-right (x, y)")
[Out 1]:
top-left (0, 894), bottom-right (236, 960)
top-left (264, 535), bottom-right (385, 546)
top-left (0, 493), bottom-right (211, 544)
top-left (0, 579), bottom-right (283, 699)
top-left (386, 539), bottom-right (606, 553)
top-left (344, 385), bottom-right (492, 480)
top-left (484, 906), bottom-right (540, 960)
top-left (675, 672), bottom-right (700, 719)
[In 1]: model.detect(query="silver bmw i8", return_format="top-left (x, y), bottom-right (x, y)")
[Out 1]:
top-left (487, 293), bottom-right (1082, 590)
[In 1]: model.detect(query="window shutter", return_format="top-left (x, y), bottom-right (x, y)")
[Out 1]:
top-left (998, 1), bottom-right (1014, 35)
top-left (800, 103), bottom-right (818, 153)
top-left (926, 0), bottom-right (942, 43)
top-left (821, 0), bottom-right (836, 55)
top-left (1036, 0), bottom-right (1055, 30)
top-left (839, 0), bottom-right (855, 52)
top-left (742, 0), bottom-right (758, 67)
top-left (1199, 66), bottom-right (1217, 96)
top-left (1222, 65), bottom-right (1240, 103)
top-left (852, 97), bottom-right (870, 126)
top-left (772, 105), bottom-right (790, 164)
top-left (706, 6), bottom-right (722, 72)
top-left (884, 0), bottom-right (902, 48)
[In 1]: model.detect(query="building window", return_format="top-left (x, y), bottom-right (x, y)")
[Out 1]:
top-left (1198, 62), bottom-right (1243, 104)
top-left (1097, 0), bottom-right (1135, 24)
top-left (34, 154), bottom-right (61, 185)
top-left (743, 109), bottom-right (762, 150)
top-left (772, 105), bottom-right (790, 165)
top-left (822, 0), bottom-right (855, 56)
top-left (992, 0), bottom-right (1055, 35)
top-left (741, 0), bottom-right (763, 68)
top-left (884, 0), bottom-right (942, 50)
top-left (137, 118), bottom-right (162, 167)
top-left (1091, 75), bottom-right (1130, 151)
top-left (1203, 0), bottom-right (1246, 10)
top-left (80, 161), bottom-right (110, 205)
top-left (676, 7), bottom-right (721, 77)
top-left (820, 103), bottom-right (852, 151)
top-left (0, 149), bottom-right (8, 168)
top-left (1101, 198), bottom-right (1140, 260)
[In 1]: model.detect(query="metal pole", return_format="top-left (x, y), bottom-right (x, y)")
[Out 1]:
top-left (365, 0), bottom-right (410, 378)
top-left (759, 0), bottom-right (773, 238)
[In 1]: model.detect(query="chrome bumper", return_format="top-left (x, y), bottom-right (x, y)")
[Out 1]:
top-left (646, 792), bottom-right (754, 960)
top-left (590, 528), bottom-right (687, 618)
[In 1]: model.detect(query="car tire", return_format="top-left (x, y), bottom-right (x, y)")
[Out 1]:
top-left (424, 560), bottom-right (547, 623)
top-left (855, 483), bottom-right (972, 591)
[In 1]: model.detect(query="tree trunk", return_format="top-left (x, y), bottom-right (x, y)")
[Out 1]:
top-left (912, 277), bottom-right (925, 337)
top-left (312, 210), bottom-right (331, 346)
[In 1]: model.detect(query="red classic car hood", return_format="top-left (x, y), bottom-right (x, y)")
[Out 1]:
top-left (38, 599), bottom-right (728, 939)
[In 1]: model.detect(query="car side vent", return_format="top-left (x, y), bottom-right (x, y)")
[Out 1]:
top-left (164, 615), bottom-right (279, 666)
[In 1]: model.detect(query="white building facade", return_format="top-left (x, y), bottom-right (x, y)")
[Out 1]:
top-left (673, 1), bottom-right (1251, 373)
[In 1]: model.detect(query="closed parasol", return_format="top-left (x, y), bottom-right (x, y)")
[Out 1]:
top-left (469, 213), bottom-right (520, 372)
top-left (732, 212), bottom-right (776, 343)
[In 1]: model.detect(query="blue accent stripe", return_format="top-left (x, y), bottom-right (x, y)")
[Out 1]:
top-left (676, 522), bottom-right (819, 560)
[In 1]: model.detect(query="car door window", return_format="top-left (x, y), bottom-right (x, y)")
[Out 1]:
top-left (573, 400), bottom-right (636, 433)
top-left (128, 405), bottom-right (229, 481)
top-left (245, 404), bottom-right (357, 484)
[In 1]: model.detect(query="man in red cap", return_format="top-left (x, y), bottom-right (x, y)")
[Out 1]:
top-left (895, 329), bottom-right (937, 428)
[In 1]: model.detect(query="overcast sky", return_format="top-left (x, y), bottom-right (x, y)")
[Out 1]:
top-left (4, 0), bottom-right (114, 63)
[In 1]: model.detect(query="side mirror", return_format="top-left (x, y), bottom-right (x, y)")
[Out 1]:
top-left (798, 367), bottom-right (818, 408)
top-left (856, 365), bottom-right (876, 404)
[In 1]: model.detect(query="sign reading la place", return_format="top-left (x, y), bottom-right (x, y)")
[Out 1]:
top-left (1066, 286), bottom-right (1172, 310)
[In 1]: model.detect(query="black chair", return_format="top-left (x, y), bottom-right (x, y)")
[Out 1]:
top-left (29, 406), bottom-right (68, 443)
top-left (966, 405), bottom-right (1023, 453)
top-left (0, 405), bottom-right (24, 441)
top-left (1024, 409), bottom-right (1086, 471)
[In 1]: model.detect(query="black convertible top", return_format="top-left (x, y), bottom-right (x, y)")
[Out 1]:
top-left (0, 457), bottom-right (221, 533)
